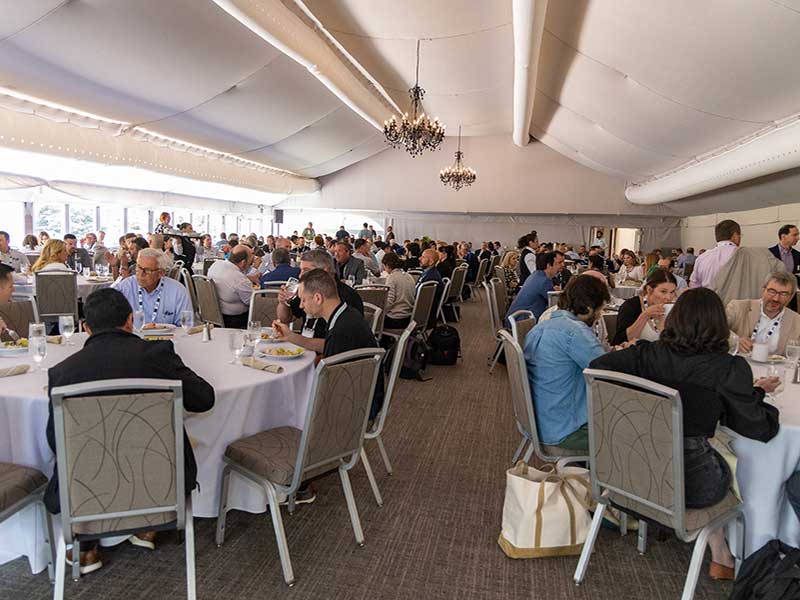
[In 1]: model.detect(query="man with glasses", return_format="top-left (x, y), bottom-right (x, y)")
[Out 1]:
top-left (113, 248), bottom-right (191, 327)
top-left (726, 271), bottom-right (800, 355)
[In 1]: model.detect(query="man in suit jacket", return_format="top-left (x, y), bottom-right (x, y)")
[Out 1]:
top-left (726, 271), bottom-right (800, 355)
top-left (45, 288), bottom-right (214, 569)
top-left (417, 248), bottom-right (444, 327)
top-left (333, 241), bottom-right (366, 282)
top-left (769, 224), bottom-right (800, 310)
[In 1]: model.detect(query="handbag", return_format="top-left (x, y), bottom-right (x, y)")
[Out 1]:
top-left (498, 462), bottom-right (594, 559)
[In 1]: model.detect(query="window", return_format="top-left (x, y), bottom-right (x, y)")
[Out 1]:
top-left (68, 203), bottom-right (96, 238)
top-left (128, 207), bottom-right (149, 235)
top-left (174, 209), bottom-right (190, 227)
top-left (225, 214), bottom-right (240, 235)
top-left (209, 213), bottom-right (223, 239)
top-left (1, 201), bottom-right (25, 249)
top-left (98, 205), bottom-right (124, 246)
top-left (33, 202), bottom-right (65, 240)
top-left (193, 213), bottom-right (208, 235)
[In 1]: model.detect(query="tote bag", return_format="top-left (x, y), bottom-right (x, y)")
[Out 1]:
top-left (498, 462), bottom-right (593, 559)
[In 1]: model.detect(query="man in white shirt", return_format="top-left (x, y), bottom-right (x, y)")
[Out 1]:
top-left (593, 230), bottom-right (607, 251)
top-left (0, 231), bottom-right (28, 273)
top-left (207, 246), bottom-right (258, 329)
top-left (690, 220), bottom-right (741, 288)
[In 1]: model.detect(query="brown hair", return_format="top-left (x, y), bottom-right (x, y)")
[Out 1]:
top-left (660, 288), bottom-right (729, 354)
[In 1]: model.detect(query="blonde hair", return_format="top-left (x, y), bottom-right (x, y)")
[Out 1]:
top-left (644, 252), bottom-right (659, 272)
top-left (32, 240), bottom-right (66, 272)
top-left (500, 250), bottom-right (520, 269)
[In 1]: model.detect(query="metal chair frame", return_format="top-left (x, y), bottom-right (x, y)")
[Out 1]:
top-left (191, 275), bottom-right (225, 327)
top-left (383, 281), bottom-right (437, 341)
top-left (0, 473), bottom-right (54, 582)
top-left (467, 259), bottom-right (489, 301)
top-left (34, 272), bottom-right (79, 323)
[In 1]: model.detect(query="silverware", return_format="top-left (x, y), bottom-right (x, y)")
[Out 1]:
top-left (6, 329), bottom-right (20, 342)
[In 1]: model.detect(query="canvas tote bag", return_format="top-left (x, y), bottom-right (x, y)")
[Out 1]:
top-left (498, 462), bottom-right (593, 559)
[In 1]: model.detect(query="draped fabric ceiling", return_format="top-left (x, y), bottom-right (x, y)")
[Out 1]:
top-left (0, 0), bottom-right (797, 210)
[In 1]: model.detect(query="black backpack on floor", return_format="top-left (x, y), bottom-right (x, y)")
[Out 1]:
top-left (384, 334), bottom-right (429, 379)
top-left (427, 325), bottom-right (460, 365)
top-left (729, 539), bottom-right (800, 600)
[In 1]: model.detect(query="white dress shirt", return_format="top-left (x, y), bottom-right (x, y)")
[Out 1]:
top-left (753, 305), bottom-right (784, 354)
top-left (207, 260), bottom-right (253, 316)
top-left (689, 241), bottom-right (737, 288)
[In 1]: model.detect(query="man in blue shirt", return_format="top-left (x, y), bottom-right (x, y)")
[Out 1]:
top-left (260, 248), bottom-right (300, 286)
top-left (506, 251), bottom-right (563, 322)
top-left (358, 222), bottom-right (372, 240)
top-left (113, 248), bottom-right (192, 327)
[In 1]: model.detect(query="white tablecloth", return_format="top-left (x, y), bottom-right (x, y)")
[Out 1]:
top-left (0, 330), bottom-right (316, 573)
top-left (733, 362), bottom-right (800, 556)
top-left (14, 275), bottom-right (113, 301)
top-left (611, 285), bottom-right (639, 300)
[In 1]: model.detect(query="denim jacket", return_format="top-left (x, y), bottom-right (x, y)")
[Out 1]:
top-left (523, 310), bottom-right (605, 445)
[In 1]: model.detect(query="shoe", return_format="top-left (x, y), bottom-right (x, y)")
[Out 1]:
top-left (709, 561), bottom-right (735, 580)
top-left (128, 531), bottom-right (157, 550)
top-left (280, 484), bottom-right (317, 506)
top-left (65, 546), bottom-right (103, 575)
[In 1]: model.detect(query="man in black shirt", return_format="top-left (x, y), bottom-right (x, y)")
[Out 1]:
top-left (274, 248), bottom-right (363, 353)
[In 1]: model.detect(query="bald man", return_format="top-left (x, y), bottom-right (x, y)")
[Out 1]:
top-left (417, 248), bottom-right (444, 327)
top-left (207, 245), bottom-right (256, 328)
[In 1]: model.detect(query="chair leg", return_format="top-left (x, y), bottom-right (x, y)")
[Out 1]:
top-left (619, 511), bottom-right (628, 536)
top-left (71, 540), bottom-right (80, 582)
top-left (361, 448), bottom-right (384, 507)
top-left (40, 501), bottom-right (56, 583)
top-left (439, 307), bottom-right (447, 325)
top-left (511, 437), bottom-right (527, 464)
top-left (215, 466), bottom-right (232, 546)
top-left (488, 340), bottom-right (502, 373)
top-left (265, 485), bottom-right (295, 586)
top-left (680, 525), bottom-right (713, 600)
top-left (375, 435), bottom-right (393, 475)
top-left (54, 531), bottom-right (66, 600)
top-left (521, 442), bottom-right (534, 464)
top-left (637, 520), bottom-right (648, 554)
top-left (185, 497), bottom-right (197, 600)
top-left (575, 502), bottom-right (606, 585)
top-left (339, 467), bottom-right (365, 546)
top-left (287, 494), bottom-right (296, 515)
top-left (729, 513), bottom-right (745, 576)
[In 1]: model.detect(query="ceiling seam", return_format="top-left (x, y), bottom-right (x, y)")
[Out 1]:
top-left (326, 22), bottom-right (511, 42)
top-left (296, 134), bottom-right (388, 173)
top-left (769, 0), bottom-right (800, 16)
top-left (543, 28), bottom-right (772, 125)
top-left (0, 0), bottom-right (74, 44)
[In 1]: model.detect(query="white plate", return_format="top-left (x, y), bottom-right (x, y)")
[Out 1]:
top-left (257, 345), bottom-right (305, 360)
top-left (257, 328), bottom-right (280, 344)
top-left (141, 324), bottom-right (176, 336)
top-left (0, 346), bottom-right (29, 357)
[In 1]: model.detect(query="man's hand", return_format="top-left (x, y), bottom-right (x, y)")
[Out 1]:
top-left (738, 337), bottom-right (753, 354)
top-left (106, 252), bottom-right (119, 267)
top-left (278, 284), bottom-right (294, 304)
top-left (755, 376), bottom-right (780, 394)
top-left (271, 320), bottom-right (292, 341)
top-left (0, 317), bottom-right (7, 337)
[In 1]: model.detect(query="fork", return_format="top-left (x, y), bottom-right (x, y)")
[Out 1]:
top-left (6, 329), bottom-right (20, 342)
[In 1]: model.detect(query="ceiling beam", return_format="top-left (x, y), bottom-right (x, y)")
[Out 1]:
top-left (511, 0), bottom-right (548, 147)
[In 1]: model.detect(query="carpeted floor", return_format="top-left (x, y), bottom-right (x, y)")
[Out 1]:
top-left (0, 298), bottom-right (733, 599)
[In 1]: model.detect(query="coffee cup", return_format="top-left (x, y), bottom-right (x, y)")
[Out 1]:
top-left (752, 342), bottom-right (769, 363)
top-left (663, 303), bottom-right (674, 319)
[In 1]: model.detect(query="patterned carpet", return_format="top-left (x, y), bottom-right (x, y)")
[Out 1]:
top-left (0, 297), bottom-right (732, 599)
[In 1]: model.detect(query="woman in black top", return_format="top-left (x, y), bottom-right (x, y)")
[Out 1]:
top-left (611, 269), bottom-right (677, 346)
top-left (592, 288), bottom-right (780, 580)
top-left (436, 244), bottom-right (456, 279)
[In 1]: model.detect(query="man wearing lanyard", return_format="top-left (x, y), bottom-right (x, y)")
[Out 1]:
top-left (769, 224), bottom-right (800, 311)
top-left (113, 248), bottom-right (192, 327)
top-left (726, 271), bottom-right (800, 355)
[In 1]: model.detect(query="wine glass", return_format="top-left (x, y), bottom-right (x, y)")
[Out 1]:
top-left (59, 315), bottom-right (75, 345)
top-left (786, 339), bottom-right (800, 367)
top-left (285, 277), bottom-right (299, 297)
top-left (74, 260), bottom-right (82, 274)
top-left (29, 336), bottom-right (47, 371)
top-left (133, 310), bottom-right (145, 335)
top-left (228, 331), bottom-right (245, 364)
top-left (28, 323), bottom-right (45, 340)
top-left (728, 332), bottom-right (739, 356)
top-left (180, 310), bottom-right (194, 336)
top-left (347, 275), bottom-right (355, 287)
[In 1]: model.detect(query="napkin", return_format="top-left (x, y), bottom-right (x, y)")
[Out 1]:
top-left (188, 324), bottom-right (214, 335)
top-left (241, 357), bottom-right (284, 374)
top-left (0, 364), bottom-right (30, 378)
top-left (47, 335), bottom-right (63, 344)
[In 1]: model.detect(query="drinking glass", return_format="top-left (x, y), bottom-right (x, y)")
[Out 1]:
top-left (786, 339), bottom-right (800, 367)
top-left (180, 310), bottom-right (194, 336)
top-left (28, 323), bottom-right (45, 340)
top-left (228, 331), bottom-right (245, 364)
top-left (347, 276), bottom-right (355, 287)
top-left (75, 260), bottom-right (82, 274)
top-left (285, 277), bottom-right (299, 297)
top-left (133, 310), bottom-right (145, 335)
top-left (30, 336), bottom-right (47, 371)
top-left (58, 315), bottom-right (75, 345)
top-left (83, 267), bottom-right (91, 278)
top-left (728, 332), bottom-right (739, 356)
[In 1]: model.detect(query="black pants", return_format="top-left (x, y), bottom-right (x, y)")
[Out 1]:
top-left (222, 312), bottom-right (249, 329)
top-left (684, 436), bottom-right (731, 509)
top-left (384, 315), bottom-right (411, 330)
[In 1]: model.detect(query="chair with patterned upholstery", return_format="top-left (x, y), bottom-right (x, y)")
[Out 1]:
top-left (0, 462), bottom-right (53, 580)
top-left (356, 286), bottom-right (388, 334)
top-left (215, 348), bottom-right (385, 586)
top-left (248, 289), bottom-right (280, 326)
top-left (362, 302), bottom-right (384, 337)
top-left (192, 275), bottom-right (225, 327)
top-left (499, 330), bottom-right (588, 468)
top-left (467, 259), bottom-right (489, 301)
top-left (360, 322), bottom-right (415, 506)
top-left (35, 272), bottom-right (78, 324)
top-left (383, 281), bottom-right (437, 342)
top-left (180, 268), bottom-right (198, 318)
top-left (575, 369), bottom-right (744, 600)
top-left (50, 379), bottom-right (195, 599)
top-left (0, 299), bottom-right (39, 336)
top-left (508, 310), bottom-right (535, 347)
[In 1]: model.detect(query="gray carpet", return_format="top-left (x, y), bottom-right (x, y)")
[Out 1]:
top-left (0, 298), bottom-right (732, 599)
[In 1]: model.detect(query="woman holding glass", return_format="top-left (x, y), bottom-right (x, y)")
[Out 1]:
top-left (614, 250), bottom-right (644, 286)
top-left (611, 269), bottom-right (677, 346)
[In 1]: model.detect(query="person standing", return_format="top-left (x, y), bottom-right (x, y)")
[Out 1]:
top-left (769, 224), bottom-right (800, 310)
top-left (689, 219), bottom-right (741, 288)
top-left (302, 222), bottom-right (315, 242)
top-left (518, 234), bottom-right (537, 287)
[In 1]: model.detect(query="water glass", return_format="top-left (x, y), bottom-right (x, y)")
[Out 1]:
top-left (29, 336), bottom-right (47, 371)
top-left (133, 310), bottom-right (145, 335)
top-left (59, 315), bottom-right (75, 345)
top-left (29, 323), bottom-right (46, 340)
top-left (83, 267), bottom-right (91, 278)
top-left (728, 332), bottom-right (739, 356)
top-left (786, 339), bottom-right (800, 366)
top-left (285, 277), bottom-right (299, 297)
top-left (75, 261), bottom-right (82, 274)
top-left (180, 310), bottom-right (194, 335)
top-left (228, 331), bottom-right (245, 364)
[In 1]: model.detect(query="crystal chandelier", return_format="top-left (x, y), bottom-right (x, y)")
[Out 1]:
top-left (440, 126), bottom-right (476, 191)
top-left (383, 40), bottom-right (445, 157)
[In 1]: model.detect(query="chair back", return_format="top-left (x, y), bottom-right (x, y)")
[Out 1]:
top-left (167, 261), bottom-right (184, 280)
top-left (488, 255), bottom-right (501, 279)
top-left (474, 259), bottom-right (489, 287)
top-left (362, 302), bottom-right (383, 336)
top-left (583, 369), bottom-right (686, 533)
top-left (180, 269), bottom-right (198, 316)
top-left (0, 300), bottom-right (38, 334)
top-left (684, 264), bottom-right (694, 282)
top-left (447, 266), bottom-right (467, 302)
top-left (482, 281), bottom-right (496, 336)
top-left (35, 272), bottom-right (78, 321)
top-left (489, 278), bottom-right (507, 330)
top-left (411, 281), bottom-right (437, 332)
top-left (499, 330), bottom-right (541, 454)
top-left (407, 269), bottom-right (423, 283)
top-left (508, 310), bottom-right (535, 346)
top-left (602, 313), bottom-right (617, 344)
top-left (367, 322), bottom-right (415, 440)
top-left (51, 379), bottom-right (185, 542)
top-left (293, 348), bottom-right (385, 486)
top-left (203, 258), bottom-right (221, 276)
top-left (494, 265), bottom-right (505, 283)
top-left (192, 275), bottom-right (224, 327)
top-left (355, 286), bottom-right (389, 312)
top-left (435, 277), bottom-right (451, 320)
top-left (248, 289), bottom-right (280, 325)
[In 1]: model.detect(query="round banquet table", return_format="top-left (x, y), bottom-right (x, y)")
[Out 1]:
top-left (732, 361), bottom-right (800, 556)
top-left (0, 330), bottom-right (316, 573)
top-left (611, 285), bottom-right (639, 300)
top-left (13, 274), bottom-right (114, 300)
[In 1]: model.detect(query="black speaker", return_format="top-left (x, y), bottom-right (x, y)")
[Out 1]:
top-left (273, 209), bottom-right (283, 224)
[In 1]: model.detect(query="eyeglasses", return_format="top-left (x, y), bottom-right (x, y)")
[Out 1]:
top-left (764, 287), bottom-right (793, 299)
top-left (135, 266), bottom-right (162, 275)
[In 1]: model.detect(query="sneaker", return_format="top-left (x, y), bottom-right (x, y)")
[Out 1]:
top-left (280, 484), bottom-right (316, 506)
top-left (65, 546), bottom-right (103, 575)
top-left (128, 531), bottom-right (157, 550)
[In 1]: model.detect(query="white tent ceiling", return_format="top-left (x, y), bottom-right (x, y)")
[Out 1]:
top-left (0, 0), bottom-right (797, 210)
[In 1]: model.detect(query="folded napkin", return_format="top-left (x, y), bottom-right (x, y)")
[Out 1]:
top-left (241, 356), bottom-right (284, 374)
top-left (47, 335), bottom-right (63, 344)
top-left (188, 324), bottom-right (214, 335)
top-left (0, 364), bottom-right (30, 378)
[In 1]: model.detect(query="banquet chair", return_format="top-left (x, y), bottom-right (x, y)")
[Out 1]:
top-left (192, 275), bottom-right (225, 327)
top-left (406, 269), bottom-right (423, 283)
top-left (180, 268), bottom-right (198, 318)
top-left (602, 313), bottom-right (618, 344)
top-left (435, 277), bottom-right (451, 324)
top-left (488, 255), bottom-right (501, 281)
top-left (167, 261), bottom-right (184, 281)
top-left (0, 299), bottom-right (39, 336)
top-left (443, 266), bottom-right (467, 321)
top-left (249, 289), bottom-right (281, 326)
top-left (0, 463), bottom-right (54, 581)
top-left (487, 278), bottom-right (509, 373)
top-left (575, 370), bottom-right (744, 600)
top-left (35, 272), bottom-right (78, 324)
top-left (215, 348), bottom-right (385, 586)
top-left (203, 258), bottom-right (222, 276)
top-left (494, 265), bottom-right (505, 284)
top-left (467, 259), bottom-right (489, 301)
top-left (355, 286), bottom-right (388, 334)
top-left (383, 281), bottom-right (437, 342)
top-left (362, 302), bottom-right (384, 337)
top-left (508, 310), bottom-right (535, 347)
top-left (500, 331), bottom-right (588, 468)
top-left (360, 322), bottom-right (415, 506)
top-left (50, 379), bottom-right (195, 599)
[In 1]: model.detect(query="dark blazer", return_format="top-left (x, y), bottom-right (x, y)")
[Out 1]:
top-left (417, 267), bottom-right (444, 327)
top-left (45, 329), bottom-right (215, 513)
top-left (172, 235), bottom-right (197, 274)
top-left (337, 255), bottom-right (366, 282)
top-left (769, 244), bottom-right (800, 309)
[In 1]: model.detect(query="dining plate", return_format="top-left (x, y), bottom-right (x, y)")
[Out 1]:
top-left (258, 346), bottom-right (305, 360)
top-left (0, 346), bottom-right (29, 357)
